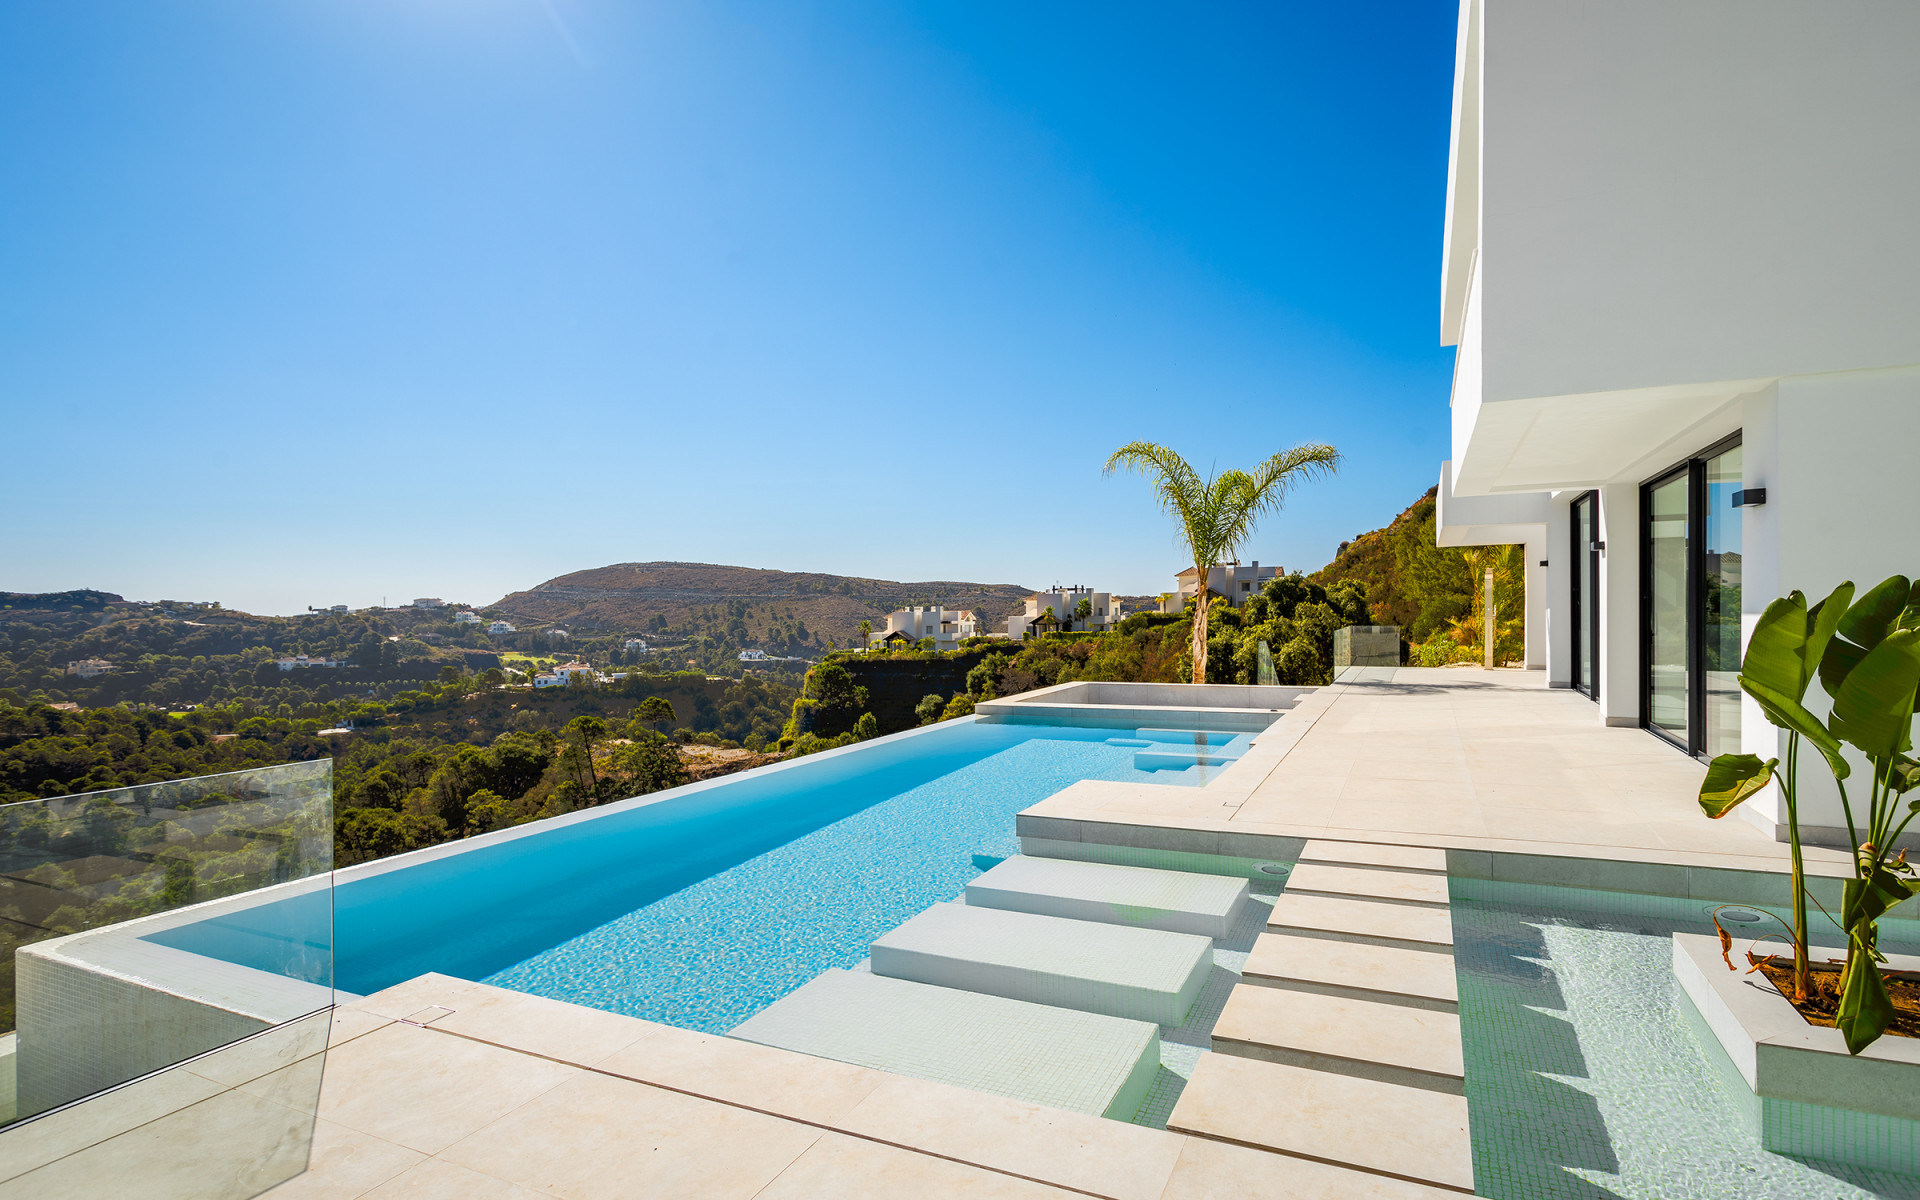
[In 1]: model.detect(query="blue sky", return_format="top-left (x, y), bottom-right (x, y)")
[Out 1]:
top-left (1, 1), bottom-right (1459, 614)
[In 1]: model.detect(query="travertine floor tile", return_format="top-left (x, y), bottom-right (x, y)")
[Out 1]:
top-left (1299, 841), bottom-right (1448, 874)
top-left (835, 1074), bottom-right (1184, 1200)
top-left (317, 1024), bottom-right (575, 1156)
top-left (359, 1158), bottom-right (547, 1200)
top-left (440, 1070), bottom-right (822, 1200)
top-left (257, 1119), bottom-right (423, 1199)
top-left (1243, 934), bottom-right (1458, 1011)
top-left (1212, 985), bottom-right (1464, 1090)
top-left (598, 1026), bottom-right (886, 1125)
top-left (1267, 894), bottom-right (1454, 951)
top-left (1282, 864), bottom-right (1451, 908)
top-left (1156, 1136), bottom-right (1462, 1199)
top-left (1167, 1054), bottom-right (1472, 1192)
top-left (755, 1131), bottom-right (1077, 1199)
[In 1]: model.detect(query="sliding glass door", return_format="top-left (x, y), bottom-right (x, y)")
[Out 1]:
top-left (1569, 492), bottom-right (1599, 699)
top-left (1640, 437), bottom-right (1743, 757)
top-left (1645, 470), bottom-right (1691, 746)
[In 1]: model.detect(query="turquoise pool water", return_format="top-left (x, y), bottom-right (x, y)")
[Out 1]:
top-left (1457, 897), bottom-right (1920, 1199)
top-left (151, 717), bottom-right (1260, 1029)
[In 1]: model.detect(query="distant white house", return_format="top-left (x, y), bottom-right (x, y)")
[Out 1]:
top-left (275, 655), bottom-right (343, 671)
top-left (1006, 587), bottom-right (1113, 638)
top-left (553, 661), bottom-right (596, 685)
top-left (66, 659), bottom-right (114, 678)
top-left (411, 598), bottom-right (445, 609)
top-left (1161, 561), bottom-right (1283, 612)
top-left (453, 611), bottom-right (481, 625)
top-left (546, 629), bottom-right (570, 640)
top-left (738, 649), bottom-right (768, 661)
top-left (624, 637), bottom-right (649, 652)
top-left (871, 606), bottom-right (977, 652)
top-left (533, 672), bottom-right (564, 689)
top-left (488, 620), bottom-right (515, 635)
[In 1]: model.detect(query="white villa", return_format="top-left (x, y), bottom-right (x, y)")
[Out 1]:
top-left (623, 637), bottom-right (649, 652)
top-left (273, 655), bottom-right (342, 671)
top-left (1431, 0), bottom-right (1920, 850)
top-left (1160, 562), bottom-right (1282, 613)
top-left (488, 620), bottom-right (515, 635)
top-left (410, 598), bottom-right (444, 609)
top-left (1006, 587), bottom-right (1114, 638)
top-left (452, 611), bottom-right (481, 625)
top-left (64, 659), bottom-right (114, 678)
top-left (870, 606), bottom-right (978, 651)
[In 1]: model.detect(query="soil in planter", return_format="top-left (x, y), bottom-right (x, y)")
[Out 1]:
top-left (1754, 956), bottom-right (1920, 1038)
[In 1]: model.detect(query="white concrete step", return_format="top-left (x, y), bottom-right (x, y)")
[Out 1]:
top-left (1168, 1053), bottom-right (1474, 1194)
top-left (1243, 932), bottom-right (1458, 1013)
top-left (1300, 839), bottom-right (1448, 875)
top-left (870, 903), bottom-right (1214, 1026)
top-left (1268, 893), bottom-right (1454, 953)
top-left (1210, 984), bottom-right (1465, 1094)
top-left (1284, 863), bottom-right (1451, 909)
top-left (968, 855), bottom-right (1249, 939)
top-left (730, 969), bottom-right (1159, 1121)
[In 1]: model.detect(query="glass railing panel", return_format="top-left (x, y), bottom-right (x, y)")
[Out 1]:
top-left (0, 760), bottom-right (334, 1196)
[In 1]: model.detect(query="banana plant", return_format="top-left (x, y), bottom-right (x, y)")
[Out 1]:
top-left (1817, 576), bottom-right (1920, 1053)
top-left (1697, 582), bottom-right (1853, 1005)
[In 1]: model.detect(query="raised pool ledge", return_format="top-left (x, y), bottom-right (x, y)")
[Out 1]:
top-left (1676, 931), bottom-right (1920, 1175)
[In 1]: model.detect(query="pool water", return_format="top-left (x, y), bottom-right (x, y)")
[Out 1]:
top-left (1457, 900), bottom-right (1920, 1199)
top-left (143, 717), bottom-right (1262, 1025)
top-left (482, 723), bottom-right (1249, 1030)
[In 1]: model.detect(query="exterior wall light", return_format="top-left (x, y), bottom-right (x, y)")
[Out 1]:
top-left (1731, 488), bottom-right (1767, 507)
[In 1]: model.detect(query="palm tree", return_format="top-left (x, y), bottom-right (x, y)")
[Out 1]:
top-left (1105, 441), bottom-right (1340, 683)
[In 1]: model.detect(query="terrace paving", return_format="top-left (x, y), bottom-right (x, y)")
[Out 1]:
top-left (1020, 667), bottom-right (1855, 882)
top-left (250, 975), bottom-right (1426, 1200)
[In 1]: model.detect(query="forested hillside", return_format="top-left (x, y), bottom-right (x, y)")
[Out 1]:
top-left (1311, 486), bottom-right (1524, 663)
top-left (490, 562), bottom-right (1033, 655)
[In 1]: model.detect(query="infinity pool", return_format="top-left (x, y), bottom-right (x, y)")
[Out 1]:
top-left (150, 716), bottom-right (1265, 1029)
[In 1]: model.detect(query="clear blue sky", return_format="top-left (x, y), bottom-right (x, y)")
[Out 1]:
top-left (1, 1), bottom-right (1459, 615)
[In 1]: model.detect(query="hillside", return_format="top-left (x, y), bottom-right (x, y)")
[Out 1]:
top-left (489, 562), bottom-right (1034, 652)
top-left (1308, 487), bottom-right (1438, 629)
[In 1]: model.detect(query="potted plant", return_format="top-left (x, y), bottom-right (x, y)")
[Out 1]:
top-left (1699, 576), bottom-right (1920, 1052)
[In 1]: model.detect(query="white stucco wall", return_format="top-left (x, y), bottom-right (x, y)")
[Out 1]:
top-left (1476, 0), bottom-right (1920, 407)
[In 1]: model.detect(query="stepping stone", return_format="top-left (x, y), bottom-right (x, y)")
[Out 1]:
top-left (1285, 863), bottom-right (1450, 909)
top-left (1211, 984), bottom-right (1465, 1094)
top-left (1242, 933), bottom-right (1458, 1013)
top-left (1301, 840), bottom-right (1448, 875)
top-left (968, 855), bottom-right (1249, 939)
top-left (1268, 893), bottom-right (1454, 953)
top-left (731, 969), bottom-right (1159, 1121)
top-left (870, 903), bottom-right (1214, 1026)
top-left (1168, 1052), bottom-right (1474, 1194)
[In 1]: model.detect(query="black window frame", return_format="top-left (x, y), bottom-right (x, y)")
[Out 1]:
top-left (1638, 432), bottom-right (1743, 759)
top-left (1568, 490), bottom-right (1600, 701)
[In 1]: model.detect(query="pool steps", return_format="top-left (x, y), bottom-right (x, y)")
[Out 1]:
top-left (733, 836), bottom-right (1473, 1193)
top-left (967, 854), bottom-right (1250, 939)
top-left (1209, 985), bottom-right (1466, 1094)
top-left (1281, 862), bottom-right (1452, 908)
top-left (729, 968), bottom-right (1160, 1121)
top-left (1172, 839), bottom-right (1475, 1195)
top-left (1266, 892), bottom-right (1455, 952)
top-left (1242, 932), bottom-right (1459, 1012)
top-left (868, 902), bottom-right (1213, 1025)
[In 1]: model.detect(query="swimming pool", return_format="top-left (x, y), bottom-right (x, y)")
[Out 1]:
top-left (148, 716), bottom-right (1266, 1030)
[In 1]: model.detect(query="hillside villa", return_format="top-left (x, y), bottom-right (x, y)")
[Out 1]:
top-left (1006, 586), bottom-right (1114, 637)
top-left (871, 605), bottom-right (979, 651)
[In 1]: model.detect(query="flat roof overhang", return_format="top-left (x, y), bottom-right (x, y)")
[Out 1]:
top-left (1435, 461), bottom-right (1546, 548)
top-left (1449, 377), bottom-right (1768, 497)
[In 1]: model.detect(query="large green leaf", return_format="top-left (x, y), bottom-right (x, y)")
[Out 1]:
top-left (1890, 753), bottom-right (1920, 797)
top-left (1698, 754), bottom-right (1777, 818)
top-left (1837, 944), bottom-right (1896, 1055)
top-left (1747, 585), bottom-right (1855, 705)
top-left (1820, 637), bottom-right (1870, 702)
top-left (1837, 576), bottom-right (1916, 652)
top-left (1742, 676), bottom-right (1852, 779)
top-left (1830, 629), bottom-right (1920, 762)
